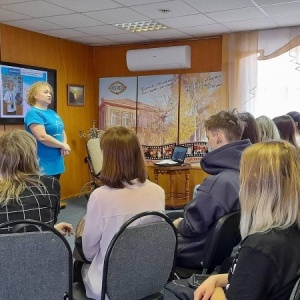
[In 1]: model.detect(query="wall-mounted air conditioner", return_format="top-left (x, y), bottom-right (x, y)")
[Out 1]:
top-left (126, 45), bottom-right (191, 71)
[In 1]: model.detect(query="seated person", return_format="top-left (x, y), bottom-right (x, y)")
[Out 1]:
top-left (194, 141), bottom-right (300, 300)
top-left (0, 130), bottom-right (73, 236)
top-left (236, 111), bottom-right (260, 144)
top-left (76, 126), bottom-right (165, 299)
top-left (273, 114), bottom-right (300, 152)
top-left (255, 115), bottom-right (281, 142)
top-left (173, 110), bottom-right (251, 269)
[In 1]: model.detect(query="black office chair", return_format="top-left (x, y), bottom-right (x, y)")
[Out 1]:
top-left (73, 211), bottom-right (178, 300)
top-left (290, 277), bottom-right (300, 300)
top-left (0, 219), bottom-right (73, 300)
top-left (176, 210), bottom-right (241, 279)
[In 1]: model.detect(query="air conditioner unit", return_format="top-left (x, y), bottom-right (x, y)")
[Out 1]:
top-left (126, 45), bottom-right (191, 71)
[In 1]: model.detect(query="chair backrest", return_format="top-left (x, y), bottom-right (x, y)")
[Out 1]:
top-left (86, 138), bottom-right (103, 177)
top-left (201, 210), bottom-right (241, 273)
top-left (101, 211), bottom-right (178, 300)
top-left (290, 277), bottom-right (300, 300)
top-left (0, 219), bottom-right (73, 300)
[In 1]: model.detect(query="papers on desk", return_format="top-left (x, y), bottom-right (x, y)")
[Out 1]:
top-left (155, 159), bottom-right (179, 165)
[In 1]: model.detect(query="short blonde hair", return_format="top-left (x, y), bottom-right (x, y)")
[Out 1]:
top-left (239, 141), bottom-right (300, 239)
top-left (0, 130), bottom-right (42, 205)
top-left (27, 82), bottom-right (53, 106)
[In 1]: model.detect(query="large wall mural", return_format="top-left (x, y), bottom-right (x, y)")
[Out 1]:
top-left (99, 72), bottom-right (224, 162)
top-left (137, 74), bottom-right (179, 145)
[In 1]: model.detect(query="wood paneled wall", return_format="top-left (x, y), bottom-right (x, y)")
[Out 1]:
top-left (93, 37), bottom-right (222, 77)
top-left (0, 24), bottom-right (97, 199)
top-left (0, 23), bottom-right (222, 199)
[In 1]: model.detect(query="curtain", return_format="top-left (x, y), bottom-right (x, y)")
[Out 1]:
top-left (222, 26), bottom-right (300, 114)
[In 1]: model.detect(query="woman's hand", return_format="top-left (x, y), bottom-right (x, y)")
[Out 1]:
top-left (61, 142), bottom-right (71, 152)
top-left (54, 222), bottom-right (74, 236)
top-left (194, 274), bottom-right (228, 300)
top-left (61, 149), bottom-right (70, 157)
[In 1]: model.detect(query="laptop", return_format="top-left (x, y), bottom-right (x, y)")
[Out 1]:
top-left (155, 145), bottom-right (188, 166)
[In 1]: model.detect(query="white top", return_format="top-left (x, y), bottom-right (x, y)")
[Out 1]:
top-left (81, 179), bottom-right (165, 300)
top-left (3, 90), bottom-right (16, 112)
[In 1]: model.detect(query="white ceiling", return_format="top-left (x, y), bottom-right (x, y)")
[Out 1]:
top-left (1, 0), bottom-right (300, 46)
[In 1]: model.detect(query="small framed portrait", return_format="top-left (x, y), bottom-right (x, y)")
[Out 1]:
top-left (67, 84), bottom-right (85, 106)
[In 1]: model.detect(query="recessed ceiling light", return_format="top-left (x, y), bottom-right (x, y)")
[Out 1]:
top-left (114, 20), bottom-right (169, 33)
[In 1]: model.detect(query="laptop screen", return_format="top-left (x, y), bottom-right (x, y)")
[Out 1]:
top-left (172, 146), bottom-right (188, 163)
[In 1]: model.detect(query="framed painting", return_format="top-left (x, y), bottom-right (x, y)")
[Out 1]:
top-left (67, 84), bottom-right (85, 106)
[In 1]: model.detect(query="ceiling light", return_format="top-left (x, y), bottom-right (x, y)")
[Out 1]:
top-left (158, 9), bottom-right (172, 14)
top-left (114, 20), bottom-right (169, 33)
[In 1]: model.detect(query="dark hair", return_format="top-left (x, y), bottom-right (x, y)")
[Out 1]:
top-left (204, 110), bottom-right (244, 142)
top-left (287, 111), bottom-right (300, 132)
top-left (273, 115), bottom-right (299, 150)
top-left (99, 126), bottom-right (147, 188)
top-left (237, 112), bottom-right (260, 144)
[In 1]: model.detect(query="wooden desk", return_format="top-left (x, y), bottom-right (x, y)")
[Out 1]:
top-left (152, 164), bottom-right (191, 209)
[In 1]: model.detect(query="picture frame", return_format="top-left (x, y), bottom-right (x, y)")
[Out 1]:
top-left (67, 84), bottom-right (85, 106)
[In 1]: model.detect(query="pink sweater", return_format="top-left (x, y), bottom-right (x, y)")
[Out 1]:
top-left (82, 179), bottom-right (165, 300)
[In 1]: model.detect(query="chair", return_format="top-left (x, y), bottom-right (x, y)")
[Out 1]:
top-left (82, 137), bottom-right (104, 198)
top-left (73, 211), bottom-right (178, 300)
top-left (166, 210), bottom-right (184, 222)
top-left (290, 277), bottom-right (300, 300)
top-left (0, 219), bottom-right (73, 300)
top-left (176, 210), bottom-right (241, 279)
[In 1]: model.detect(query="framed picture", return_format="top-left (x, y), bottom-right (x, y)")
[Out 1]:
top-left (67, 84), bottom-right (85, 106)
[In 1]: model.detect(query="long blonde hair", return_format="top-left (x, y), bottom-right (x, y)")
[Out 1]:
top-left (0, 130), bottom-right (43, 206)
top-left (239, 141), bottom-right (300, 239)
top-left (255, 115), bottom-right (281, 142)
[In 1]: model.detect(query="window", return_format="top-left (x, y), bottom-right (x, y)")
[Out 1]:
top-left (111, 110), bottom-right (120, 125)
top-left (255, 48), bottom-right (300, 118)
top-left (122, 112), bottom-right (129, 126)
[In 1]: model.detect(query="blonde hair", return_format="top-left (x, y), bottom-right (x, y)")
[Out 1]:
top-left (256, 115), bottom-right (281, 142)
top-left (0, 130), bottom-right (43, 206)
top-left (27, 81), bottom-right (53, 106)
top-left (239, 141), bottom-right (300, 239)
top-left (100, 126), bottom-right (147, 188)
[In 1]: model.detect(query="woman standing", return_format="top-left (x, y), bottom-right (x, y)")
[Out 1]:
top-left (24, 82), bottom-right (71, 180)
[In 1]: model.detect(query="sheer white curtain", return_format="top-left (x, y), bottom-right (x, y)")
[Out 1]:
top-left (222, 26), bottom-right (300, 117)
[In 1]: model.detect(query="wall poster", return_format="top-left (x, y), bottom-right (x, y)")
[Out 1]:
top-left (99, 72), bottom-right (222, 163)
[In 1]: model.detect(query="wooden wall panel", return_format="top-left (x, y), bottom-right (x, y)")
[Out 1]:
top-left (0, 23), bottom-right (222, 200)
top-left (0, 24), bottom-right (97, 200)
top-left (93, 37), bottom-right (222, 77)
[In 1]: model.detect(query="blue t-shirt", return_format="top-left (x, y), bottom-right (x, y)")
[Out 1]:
top-left (24, 107), bottom-right (65, 176)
